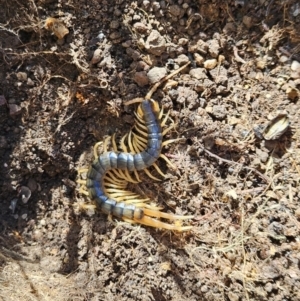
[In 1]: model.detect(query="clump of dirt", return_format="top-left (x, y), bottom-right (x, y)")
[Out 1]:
top-left (1, 0), bottom-right (300, 300)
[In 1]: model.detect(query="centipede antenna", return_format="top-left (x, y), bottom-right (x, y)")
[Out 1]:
top-left (133, 215), bottom-right (193, 231)
top-left (124, 97), bottom-right (144, 106)
top-left (143, 208), bottom-right (194, 220)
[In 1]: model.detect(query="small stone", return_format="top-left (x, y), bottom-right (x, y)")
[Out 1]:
top-left (145, 30), bottom-right (166, 56)
top-left (109, 31), bottom-right (121, 40)
top-left (133, 71), bottom-right (149, 87)
top-left (16, 72), bottom-right (27, 81)
top-left (256, 148), bottom-right (269, 163)
top-left (194, 53), bottom-right (204, 66)
top-left (91, 49), bottom-right (102, 64)
top-left (243, 16), bottom-right (253, 29)
top-left (188, 39), bottom-right (208, 54)
top-left (291, 60), bottom-right (300, 71)
top-left (228, 292), bottom-right (239, 301)
top-left (122, 40), bottom-right (132, 48)
top-left (27, 178), bottom-right (38, 192)
top-left (203, 59), bottom-right (218, 70)
top-left (169, 5), bottom-right (181, 17)
top-left (175, 54), bottom-right (189, 66)
top-left (279, 55), bottom-right (289, 63)
top-left (27, 78), bottom-right (34, 86)
top-left (286, 86), bottom-right (299, 100)
top-left (256, 60), bottom-right (266, 69)
top-left (207, 39), bottom-right (220, 58)
top-left (295, 208), bottom-right (300, 218)
top-left (110, 20), bottom-right (120, 29)
top-left (212, 105), bottom-right (227, 119)
top-left (189, 68), bottom-right (207, 80)
top-left (178, 38), bottom-right (188, 46)
top-left (9, 104), bottom-right (22, 116)
top-left (9, 199), bottom-right (18, 213)
top-left (19, 186), bottom-right (31, 203)
top-left (147, 67), bottom-right (167, 84)
top-left (133, 22), bottom-right (148, 34)
top-left (0, 95), bottom-right (7, 106)
top-left (223, 22), bottom-right (236, 34)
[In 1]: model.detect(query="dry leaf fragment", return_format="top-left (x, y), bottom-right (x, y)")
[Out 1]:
top-left (45, 17), bottom-right (69, 39)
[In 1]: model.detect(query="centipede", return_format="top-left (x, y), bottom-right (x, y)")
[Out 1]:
top-left (78, 63), bottom-right (193, 231)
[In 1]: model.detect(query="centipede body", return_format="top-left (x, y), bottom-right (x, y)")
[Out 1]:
top-left (80, 99), bottom-right (193, 231)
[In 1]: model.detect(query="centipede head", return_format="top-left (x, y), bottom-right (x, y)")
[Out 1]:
top-left (136, 99), bottom-right (160, 117)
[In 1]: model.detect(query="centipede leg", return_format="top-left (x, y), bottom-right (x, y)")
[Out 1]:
top-left (143, 168), bottom-right (161, 181)
top-left (133, 215), bottom-right (193, 231)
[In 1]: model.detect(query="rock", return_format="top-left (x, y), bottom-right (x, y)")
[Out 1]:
top-left (243, 15), bottom-right (253, 28)
top-left (147, 67), bottom-right (167, 84)
top-left (169, 5), bottom-right (181, 17)
top-left (145, 30), bottom-right (166, 56)
top-left (175, 54), bottom-right (189, 66)
top-left (110, 20), bottom-right (120, 29)
top-left (194, 53), bottom-right (204, 66)
top-left (27, 178), bottom-right (38, 192)
top-left (133, 22), bottom-right (149, 34)
top-left (291, 60), bottom-right (300, 71)
top-left (91, 49), bottom-right (102, 64)
top-left (256, 148), bottom-right (269, 163)
top-left (256, 60), bottom-right (266, 69)
top-left (212, 105), bottom-right (227, 119)
top-left (178, 38), bottom-right (188, 46)
top-left (207, 39), bottom-right (220, 58)
top-left (0, 95), bottom-right (7, 106)
top-left (203, 59), bottom-right (217, 70)
top-left (188, 39), bottom-right (208, 54)
top-left (16, 72), bottom-right (27, 81)
top-left (9, 104), bottom-right (22, 116)
top-left (223, 22), bottom-right (236, 34)
top-left (133, 71), bottom-right (149, 87)
top-left (189, 68), bottom-right (207, 80)
top-left (209, 66), bottom-right (228, 85)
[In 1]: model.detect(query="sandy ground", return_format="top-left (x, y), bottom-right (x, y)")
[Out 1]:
top-left (1, 0), bottom-right (300, 300)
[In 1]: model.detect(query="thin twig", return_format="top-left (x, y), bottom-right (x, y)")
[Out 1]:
top-left (202, 147), bottom-right (270, 184)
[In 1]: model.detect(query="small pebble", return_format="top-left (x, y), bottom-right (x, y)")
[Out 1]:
top-left (9, 104), bottom-right (22, 116)
top-left (16, 72), bottom-right (27, 82)
top-left (134, 71), bottom-right (149, 87)
top-left (0, 95), bottom-right (7, 106)
top-left (203, 59), bottom-right (217, 70)
top-left (91, 49), bottom-right (102, 64)
top-left (145, 30), bottom-right (166, 56)
top-left (19, 186), bottom-right (32, 204)
top-left (147, 67), bottom-right (167, 84)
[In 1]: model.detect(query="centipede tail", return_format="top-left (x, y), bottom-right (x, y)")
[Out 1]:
top-left (80, 99), bottom-right (193, 231)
